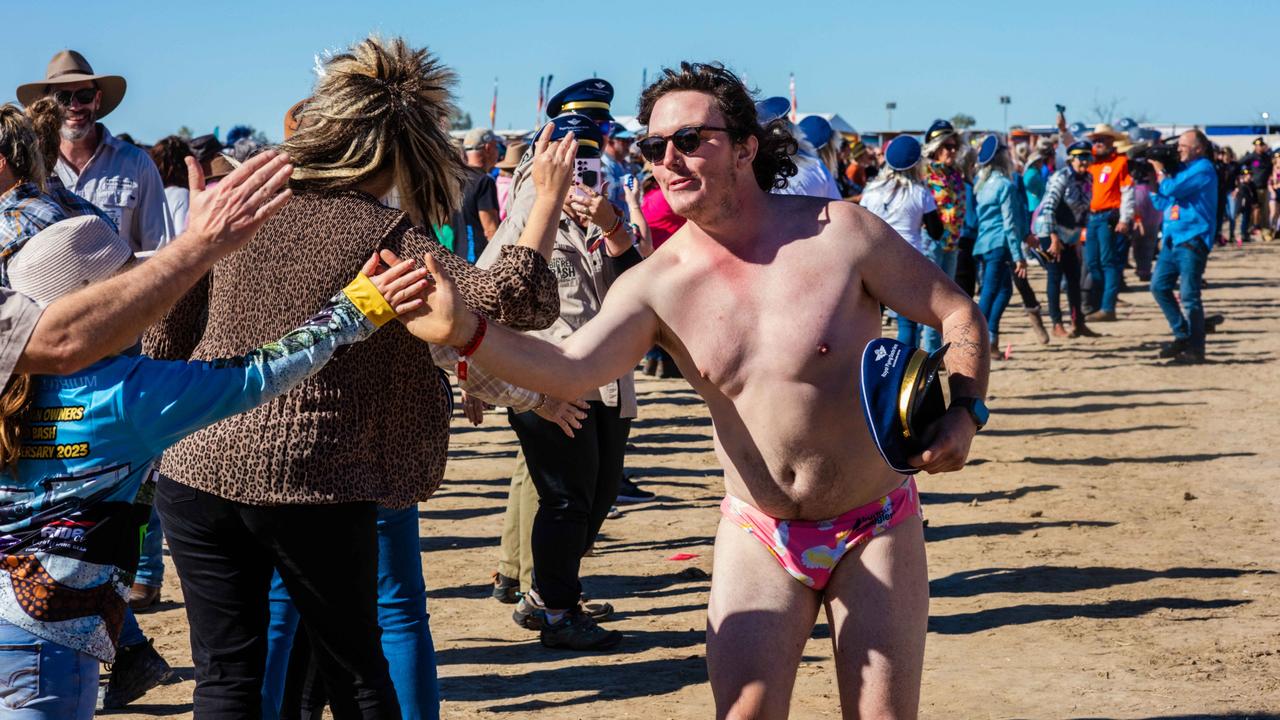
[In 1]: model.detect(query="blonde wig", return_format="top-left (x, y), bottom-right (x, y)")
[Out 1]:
top-left (282, 36), bottom-right (464, 226)
top-left (0, 104), bottom-right (47, 189)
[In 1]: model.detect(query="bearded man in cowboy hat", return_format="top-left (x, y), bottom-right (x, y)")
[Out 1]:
top-left (1082, 122), bottom-right (1135, 322)
top-left (18, 50), bottom-right (172, 254)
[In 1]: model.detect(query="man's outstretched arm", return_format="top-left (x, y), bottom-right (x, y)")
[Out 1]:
top-left (15, 151), bottom-right (294, 375)
top-left (401, 253), bottom-right (659, 401)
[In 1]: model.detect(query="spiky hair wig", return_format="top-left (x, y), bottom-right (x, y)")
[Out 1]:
top-left (283, 35), bottom-right (465, 226)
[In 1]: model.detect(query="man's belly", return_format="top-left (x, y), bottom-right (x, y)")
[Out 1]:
top-left (708, 382), bottom-right (907, 521)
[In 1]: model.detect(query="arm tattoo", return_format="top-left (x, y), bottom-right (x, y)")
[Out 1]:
top-left (944, 320), bottom-right (983, 358)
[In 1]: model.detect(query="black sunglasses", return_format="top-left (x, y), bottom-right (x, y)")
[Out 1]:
top-left (637, 126), bottom-right (733, 163)
top-left (52, 88), bottom-right (98, 107)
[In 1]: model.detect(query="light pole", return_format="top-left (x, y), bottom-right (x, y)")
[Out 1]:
top-left (999, 95), bottom-right (1011, 135)
top-left (1263, 111), bottom-right (1271, 136)
top-left (886, 102), bottom-right (897, 131)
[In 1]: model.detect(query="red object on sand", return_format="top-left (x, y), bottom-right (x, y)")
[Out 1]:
top-left (1004, 343), bottom-right (1013, 360)
top-left (667, 553), bottom-right (699, 561)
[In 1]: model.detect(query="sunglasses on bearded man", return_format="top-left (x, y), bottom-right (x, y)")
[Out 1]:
top-left (52, 88), bottom-right (98, 107)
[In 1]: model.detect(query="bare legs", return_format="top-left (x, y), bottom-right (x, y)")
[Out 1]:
top-left (706, 515), bottom-right (928, 719)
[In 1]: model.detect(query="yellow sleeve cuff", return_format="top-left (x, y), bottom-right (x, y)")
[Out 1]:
top-left (342, 273), bottom-right (397, 328)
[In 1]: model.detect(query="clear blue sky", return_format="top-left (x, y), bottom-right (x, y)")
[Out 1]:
top-left (6, 0), bottom-right (1278, 144)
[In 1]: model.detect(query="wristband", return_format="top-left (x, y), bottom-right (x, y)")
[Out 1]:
top-left (341, 273), bottom-right (397, 327)
top-left (456, 313), bottom-right (487, 382)
top-left (532, 393), bottom-right (548, 412)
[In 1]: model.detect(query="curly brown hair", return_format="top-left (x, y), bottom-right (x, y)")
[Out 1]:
top-left (0, 104), bottom-right (46, 189)
top-left (24, 98), bottom-right (63, 176)
top-left (0, 374), bottom-right (31, 475)
top-left (638, 62), bottom-right (797, 192)
top-left (281, 35), bottom-right (465, 226)
top-left (149, 135), bottom-right (193, 188)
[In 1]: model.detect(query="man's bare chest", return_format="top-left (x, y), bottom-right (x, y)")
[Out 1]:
top-left (659, 256), bottom-right (870, 396)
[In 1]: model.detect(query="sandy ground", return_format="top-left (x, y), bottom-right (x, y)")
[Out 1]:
top-left (115, 242), bottom-right (1280, 720)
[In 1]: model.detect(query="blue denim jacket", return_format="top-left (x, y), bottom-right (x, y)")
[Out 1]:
top-left (1152, 157), bottom-right (1218, 250)
top-left (973, 173), bottom-right (1026, 262)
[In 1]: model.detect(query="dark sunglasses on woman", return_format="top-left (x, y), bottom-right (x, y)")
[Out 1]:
top-left (53, 88), bottom-right (98, 107)
top-left (638, 126), bottom-right (734, 164)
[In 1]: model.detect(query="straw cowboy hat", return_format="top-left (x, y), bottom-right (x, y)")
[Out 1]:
top-left (495, 141), bottom-right (529, 171)
top-left (16, 50), bottom-right (127, 119)
top-left (1085, 123), bottom-right (1126, 142)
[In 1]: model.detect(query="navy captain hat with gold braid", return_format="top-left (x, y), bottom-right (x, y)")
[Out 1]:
top-left (860, 338), bottom-right (949, 474)
top-left (546, 78), bottom-right (615, 123)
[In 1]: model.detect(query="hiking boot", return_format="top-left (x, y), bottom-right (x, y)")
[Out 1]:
top-left (1085, 310), bottom-right (1116, 322)
top-left (98, 640), bottom-right (174, 710)
top-left (492, 572), bottom-right (520, 604)
top-left (539, 609), bottom-right (622, 651)
top-left (127, 583), bottom-right (161, 612)
top-left (616, 476), bottom-right (655, 504)
top-left (1158, 338), bottom-right (1188, 359)
top-left (1026, 308), bottom-right (1050, 344)
top-left (579, 598), bottom-right (614, 621)
top-left (1072, 323), bottom-right (1101, 338)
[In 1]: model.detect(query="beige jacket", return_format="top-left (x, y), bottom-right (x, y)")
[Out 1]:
top-left (478, 156), bottom-right (638, 418)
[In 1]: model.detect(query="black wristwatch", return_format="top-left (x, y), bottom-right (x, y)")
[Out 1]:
top-left (951, 397), bottom-right (989, 431)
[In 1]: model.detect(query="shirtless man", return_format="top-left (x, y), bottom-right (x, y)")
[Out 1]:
top-left (398, 63), bottom-right (990, 719)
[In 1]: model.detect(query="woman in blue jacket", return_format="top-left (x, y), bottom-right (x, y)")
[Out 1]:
top-left (971, 135), bottom-right (1027, 350)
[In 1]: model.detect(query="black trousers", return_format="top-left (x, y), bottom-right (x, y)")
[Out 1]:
top-left (954, 234), bottom-right (978, 298)
top-left (156, 476), bottom-right (399, 720)
top-left (509, 401), bottom-right (631, 609)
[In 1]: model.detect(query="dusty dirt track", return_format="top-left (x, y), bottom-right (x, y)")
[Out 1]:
top-left (116, 242), bottom-right (1280, 719)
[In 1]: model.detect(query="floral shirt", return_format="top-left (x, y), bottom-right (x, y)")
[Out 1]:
top-left (925, 163), bottom-right (966, 251)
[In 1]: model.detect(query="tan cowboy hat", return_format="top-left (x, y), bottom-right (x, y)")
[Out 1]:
top-left (1086, 123), bottom-right (1125, 142)
top-left (17, 50), bottom-right (127, 119)
top-left (495, 141), bottom-right (529, 171)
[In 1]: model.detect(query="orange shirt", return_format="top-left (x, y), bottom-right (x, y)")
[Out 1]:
top-left (1088, 154), bottom-right (1132, 213)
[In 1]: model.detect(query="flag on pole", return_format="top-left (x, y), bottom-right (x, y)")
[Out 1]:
top-left (789, 73), bottom-right (798, 122)
top-left (642, 67), bottom-right (647, 88)
top-left (489, 77), bottom-right (498, 129)
top-left (537, 75), bottom-right (546, 121)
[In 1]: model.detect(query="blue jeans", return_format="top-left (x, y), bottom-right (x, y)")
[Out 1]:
top-left (977, 246), bottom-right (1013, 344)
top-left (0, 620), bottom-right (98, 720)
top-left (135, 505), bottom-right (165, 587)
top-left (1151, 241), bottom-right (1208, 354)
top-left (1085, 210), bottom-right (1123, 313)
top-left (1041, 236), bottom-right (1083, 325)
top-left (921, 247), bottom-right (957, 352)
top-left (898, 245), bottom-right (957, 350)
top-left (262, 506), bottom-right (439, 720)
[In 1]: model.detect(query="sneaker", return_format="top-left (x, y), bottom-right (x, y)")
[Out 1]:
top-left (513, 592), bottom-right (547, 630)
top-left (539, 609), bottom-right (622, 650)
top-left (492, 572), bottom-right (520, 604)
top-left (1158, 338), bottom-right (1188, 359)
top-left (616, 476), bottom-right (655, 504)
top-left (98, 640), bottom-right (174, 710)
top-left (127, 583), bottom-right (161, 612)
top-left (606, 506), bottom-right (623, 520)
top-left (1168, 350), bottom-right (1205, 365)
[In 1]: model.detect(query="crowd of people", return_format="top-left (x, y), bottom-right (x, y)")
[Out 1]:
top-left (0, 35), bottom-right (1256, 720)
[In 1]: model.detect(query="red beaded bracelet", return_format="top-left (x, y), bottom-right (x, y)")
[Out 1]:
top-left (456, 314), bottom-right (487, 381)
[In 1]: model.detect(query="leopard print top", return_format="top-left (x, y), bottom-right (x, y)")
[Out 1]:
top-left (145, 190), bottom-right (558, 508)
